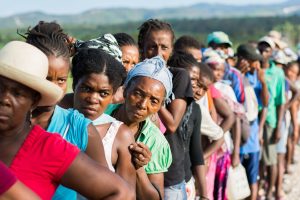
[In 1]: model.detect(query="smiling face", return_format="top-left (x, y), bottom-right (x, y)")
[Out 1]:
top-left (142, 30), bottom-right (173, 62)
top-left (0, 76), bottom-right (39, 131)
top-left (73, 73), bottom-right (114, 121)
top-left (124, 77), bottom-right (165, 124)
top-left (47, 55), bottom-right (70, 95)
top-left (121, 45), bottom-right (139, 73)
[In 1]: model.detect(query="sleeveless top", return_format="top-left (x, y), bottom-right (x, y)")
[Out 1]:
top-left (92, 113), bottom-right (121, 172)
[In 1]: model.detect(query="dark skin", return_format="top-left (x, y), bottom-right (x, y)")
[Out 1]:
top-left (31, 56), bottom-right (107, 167)
top-left (142, 30), bottom-right (187, 133)
top-left (113, 77), bottom-right (166, 200)
top-left (0, 76), bottom-right (133, 200)
top-left (73, 73), bottom-right (136, 191)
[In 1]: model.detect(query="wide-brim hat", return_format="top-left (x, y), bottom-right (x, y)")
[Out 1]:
top-left (0, 41), bottom-right (63, 106)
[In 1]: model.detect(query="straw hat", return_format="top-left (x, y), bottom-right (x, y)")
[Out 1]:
top-left (0, 41), bottom-right (63, 106)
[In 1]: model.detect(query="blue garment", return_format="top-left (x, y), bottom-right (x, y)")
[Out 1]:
top-left (240, 71), bottom-right (262, 154)
top-left (223, 62), bottom-right (245, 103)
top-left (48, 106), bottom-right (91, 200)
top-left (245, 70), bottom-right (263, 109)
top-left (239, 152), bottom-right (260, 184)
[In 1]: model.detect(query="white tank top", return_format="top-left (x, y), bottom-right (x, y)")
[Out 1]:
top-left (102, 120), bottom-right (123, 172)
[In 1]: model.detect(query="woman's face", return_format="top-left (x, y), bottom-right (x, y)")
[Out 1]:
top-left (124, 77), bottom-right (165, 124)
top-left (209, 62), bottom-right (225, 82)
top-left (73, 73), bottom-right (114, 121)
top-left (47, 55), bottom-right (70, 95)
top-left (142, 30), bottom-right (173, 62)
top-left (121, 45), bottom-right (139, 73)
top-left (0, 76), bottom-right (39, 131)
top-left (286, 64), bottom-right (299, 82)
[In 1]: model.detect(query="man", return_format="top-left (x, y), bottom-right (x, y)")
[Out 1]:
top-left (258, 36), bottom-right (286, 200)
top-left (236, 44), bottom-right (269, 200)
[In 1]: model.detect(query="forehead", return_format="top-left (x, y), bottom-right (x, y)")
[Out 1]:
top-left (78, 73), bottom-right (112, 88)
top-left (48, 55), bottom-right (70, 72)
top-left (128, 77), bottom-right (166, 97)
top-left (209, 62), bottom-right (224, 70)
top-left (147, 30), bottom-right (173, 43)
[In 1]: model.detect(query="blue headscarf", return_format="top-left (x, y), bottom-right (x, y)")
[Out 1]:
top-left (124, 56), bottom-right (174, 104)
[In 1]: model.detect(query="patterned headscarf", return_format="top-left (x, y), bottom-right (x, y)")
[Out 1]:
top-left (75, 33), bottom-right (122, 62)
top-left (124, 56), bottom-right (174, 104)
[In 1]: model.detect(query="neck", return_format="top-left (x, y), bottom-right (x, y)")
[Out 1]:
top-left (31, 106), bottom-right (55, 130)
top-left (115, 105), bottom-right (140, 136)
top-left (0, 121), bottom-right (31, 145)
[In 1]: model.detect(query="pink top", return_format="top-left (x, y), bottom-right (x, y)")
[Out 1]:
top-left (209, 84), bottom-right (222, 99)
top-left (0, 161), bottom-right (17, 195)
top-left (9, 125), bottom-right (80, 200)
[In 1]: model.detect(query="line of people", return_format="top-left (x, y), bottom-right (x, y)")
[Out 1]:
top-left (0, 19), bottom-right (300, 200)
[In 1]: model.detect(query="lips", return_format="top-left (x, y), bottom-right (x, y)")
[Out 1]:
top-left (0, 112), bottom-right (10, 121)
top-left (80, 106), bottom-right (98, 115)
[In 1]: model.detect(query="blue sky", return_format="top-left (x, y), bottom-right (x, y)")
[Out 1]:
top-left (0, 0), bottom-right (286, 17)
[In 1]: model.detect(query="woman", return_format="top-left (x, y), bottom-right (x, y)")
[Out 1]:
top-left (71, 48), bottom-right (136, 188)
top-left (138, 19), bottom-right (194, 199)
top-left (113, 32), bottom-right (139, 73)
top-left (0, 41), bottom-right (133, 200)
top-left (106, 56), bottom-right (173, 200)
top-left (22, 21), bottom-right (110, 199)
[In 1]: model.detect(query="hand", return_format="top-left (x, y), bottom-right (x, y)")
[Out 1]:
top-left (259, 128), bottom-right (264, 146)
top-left (129, 142), bottom-right (152, 169)
top-left (274, 128), bottom-right (281, 143)
top-left (237, 59), bottom-right (250, 74)
top-left (231, 153), bottom-right (240, 168)
top-left (257, 67), bottom-right (266, 84)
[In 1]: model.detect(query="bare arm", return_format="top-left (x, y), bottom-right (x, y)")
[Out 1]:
top-left (275, 104), bottom-right (285, 143)
top-left (0, 181), bottom-right (40, 200)
top-left (85, 124), bottom-right (108, 167)
top-left (203, 136), bottom-right (224, 160)
top-left (158, 99), bottom-right (187, 133)
top-left (259, 108), bottom-right (268, 145)
top-left (231, 117), bottom-right (241, 167)
top-left (61, 152), bottom-right (135, 200)
top-left (213, 97), bottom-right (235, 132)
top-left (114, 125), bottom-right (136, 192)
top-left (290, 101), bottom-right (299, 142)
top-left (192, 165), bottom-right (208, 199)
top-left (136, 169), bottom-right (163, 200)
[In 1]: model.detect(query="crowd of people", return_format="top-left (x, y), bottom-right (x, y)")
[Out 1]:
top-left (0, 18), bottom-right (300, 200)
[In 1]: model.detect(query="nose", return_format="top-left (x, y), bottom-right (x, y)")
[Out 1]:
top-left (0, 89), bottom-right (11, 107)
top-left (86, 92), bottom-right (100, 104)
top-left (136, 98), bottom-right (147, 110)
top-left (157, 48), bottom-right (164, 57)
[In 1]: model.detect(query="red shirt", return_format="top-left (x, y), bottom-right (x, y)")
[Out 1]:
top-left (0, 161), bottom-right (17, 195)
top-left (209, 84), bottom-right (222, 99)
top-left (9, 125), bottom-right (80, 200)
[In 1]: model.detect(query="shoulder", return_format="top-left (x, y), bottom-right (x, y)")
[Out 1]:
top-left (141, 119), bottom-right (172, 174)
top-left (115, 123), bottom-right (135, 146)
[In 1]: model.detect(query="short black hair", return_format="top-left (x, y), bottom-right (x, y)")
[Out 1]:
top-left (199, 62), bottom-right (214, 82)
top-left (168, 51), bottom-right (199, 70)
top-left (138, 19), bottom-right (175, 55)
top-left (113, 33), bottom-right (137, 48)
top-left (174, 35), bottom-right (201, 52)
top-left (72, 48), bottom-right (127, 92)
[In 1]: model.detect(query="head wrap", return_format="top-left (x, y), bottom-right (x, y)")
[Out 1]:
top-left (203, 48), bottom-right (225, 65)
top-left (75, 33), bottom-right (122, 62)
top-left (124, 56), bottom-right (174, 104)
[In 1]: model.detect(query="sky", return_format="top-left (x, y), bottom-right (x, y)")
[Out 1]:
top-left (0, 0), bottom-right (286, 17)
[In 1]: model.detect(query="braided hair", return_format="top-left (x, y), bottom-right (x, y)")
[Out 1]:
top-left (113, 33), bottom-right (137, 48)
top-left (22, 21), bottom-right (70, 58)
top-left (137, 19), bottom-right (175, 54)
